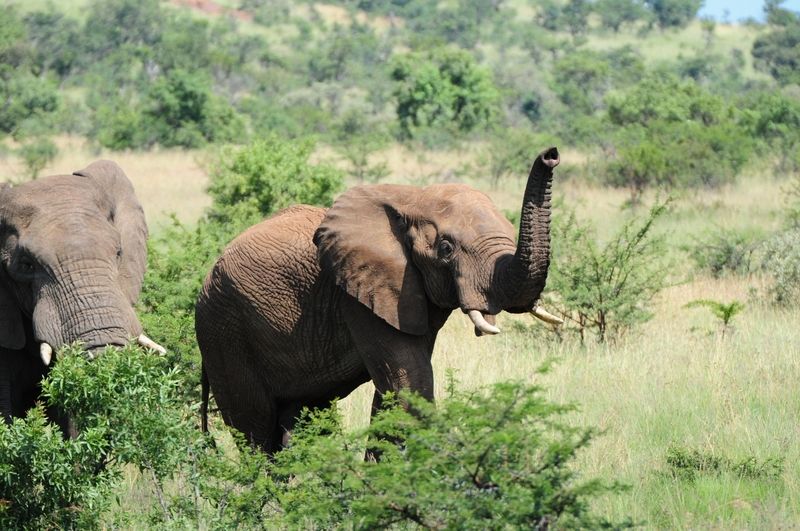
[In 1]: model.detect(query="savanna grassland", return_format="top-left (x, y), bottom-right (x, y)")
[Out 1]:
top-left (3, 133), bottom-right (798, 528)
top-left (2, 0), bottom-right (800, 528)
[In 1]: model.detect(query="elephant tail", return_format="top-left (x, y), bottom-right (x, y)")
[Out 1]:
top-left (201, 363), bottom-right (210, 434)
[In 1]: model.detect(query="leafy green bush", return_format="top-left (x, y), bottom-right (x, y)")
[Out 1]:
top-left (1, 344), bottom-right (631, 529)
top-left (390, 47), bottom-right (499, 141)
top-left (666, 444), bottom-right (784, 482)
top-left (552, 51), bottom-right (610, 115)
top-left (739, 91), bottom-right (800, 175)
top-left (0, 74), bottom-right (60, 138)
top-left (644, 0), bottom-right (703, 29)
top-left (546, 201), bottom-right (669, 342)
top-left (270, 381), bottom-right (633, 529)
top-left (0, 344), bottom-right (190, 530)
top-left (604, 75), bottom-right (752, 198)
top-left (208, 136), bottom-right (344, 219)
top-left (688, 229), bottom-right (758, 278)
top-left (17, 136), bottom-right (57, 179)
top-left (761, 228), bottom-right (800, 305)
top-left (0, 407), bottom-right (116, 530)
top-left (752, 19), bottom-right (800, 86)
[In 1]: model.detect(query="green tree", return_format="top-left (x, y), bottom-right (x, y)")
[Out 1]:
top-left (546, 201), bottom-right (669, 342)
top-left (390, 47), bottom-right (499, 140)
top-left (18, 137), bottom-right (57, 180)
top-left (644, 0), bottom-right (703, 29)
top-left (23, 11), bottom-right (82, 78)
top-left (604, 73), bottom-right (751, 198)
top-left (752, 22), bottom-right (800, 86)
top-left (143, 69), bottom-right (243, 148)
top-left (82, 0), bottom-right (163, 59)
top-left (208, 136), bottom-right (344, 219)
top-left (739, 91), bottom-right (800, 173)
top-left (765, 0), bottom-right (799, 26)
top-left (0, 74), bottom-right (59, 138)
top-left (553, 51), bottom-right (610, 115)
top-left (595, 0), bottom-right (648, 32)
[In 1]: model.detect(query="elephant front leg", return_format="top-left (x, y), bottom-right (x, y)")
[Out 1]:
top-left (344, 297), bottom-right (437, 459)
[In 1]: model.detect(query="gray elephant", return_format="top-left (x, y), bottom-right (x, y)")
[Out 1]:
top-left (196, 147), bottom-right (562, 452)
top-left (0, 160), bottom-right (164, 431)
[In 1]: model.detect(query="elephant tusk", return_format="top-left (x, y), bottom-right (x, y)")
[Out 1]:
top-left (137, 334), bottom-right (167, 355)
top-left (40, 343), bottom-right (53, 366)
top-left (468, 310), bottom-right (501, 335)
top-left (531, 305), bottom-right (564, 325)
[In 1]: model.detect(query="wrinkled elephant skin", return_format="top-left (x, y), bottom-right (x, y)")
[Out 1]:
top-left (197, 148), bottom-right (560, 453)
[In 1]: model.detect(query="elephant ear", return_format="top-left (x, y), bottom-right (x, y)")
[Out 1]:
top-left (314, 185), bottom-right (429, 336)
top-left (0, 188), bottom-right (25, 350)
top-left (73, 161), bottom-right (148, 305)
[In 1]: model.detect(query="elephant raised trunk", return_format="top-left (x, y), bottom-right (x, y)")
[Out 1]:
top-left (499, 147), bottom-right (559, 314)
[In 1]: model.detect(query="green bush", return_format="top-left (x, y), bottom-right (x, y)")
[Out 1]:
top-left (688, 229), bottom-right (758, 278)
top-left (143, 69), bottom-right (244, 149)
top-left (207, 136), bottom-right (344, 219)
top-left (546, 201), bottom-right (670, 342)
top-left (644, 0), bottom-right (703, 29)
top-left (390, 47), bottom-right (499, 141)
top-left (17, 136), bottom-right (57, 179)
top-left (666, 444), bottom-right (784, 482)
top-left (0, 74), bottom-right (60, 138)
top-left (761, 228), bottom-right (800, 305)
top-left (267, 379), bottom-right (633, 529)
top-left (739, 91), bottom-right (800, 175)
top-left (552, 51), bottom-right (610, 115)
top-left (0, 407), bottom-right (116, 530)
top-left (0, 344), bottom-right (190, 530)
top-left (684, 299), bottom-right (745, 338)
top-left (604, 73), bottom-right (752, 198)
top-left (752, 19), bottom-right (800, 86)
top-left (0, 344), bottom-right (631, 529)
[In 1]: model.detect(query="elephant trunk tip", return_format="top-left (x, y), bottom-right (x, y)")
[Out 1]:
top-left (537, 147), bottom-right (560, 170)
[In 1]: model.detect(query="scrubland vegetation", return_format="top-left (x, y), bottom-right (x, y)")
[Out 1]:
top-left (2, 0), bottom-right (800, 528)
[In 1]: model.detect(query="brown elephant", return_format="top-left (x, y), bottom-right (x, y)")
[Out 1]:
top-left (0, 161), bottom-right (164, 432)
top-left (196, 147), bottom-right (561, 452)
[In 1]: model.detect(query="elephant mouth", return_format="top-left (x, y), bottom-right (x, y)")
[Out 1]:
top-left (464, 304), bottom-right (564, 338)
top-left (36, 333), bottom-right (166, 366)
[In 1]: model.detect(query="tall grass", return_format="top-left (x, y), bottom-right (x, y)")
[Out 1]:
top-left (2, 138), bottom-right (797, 528)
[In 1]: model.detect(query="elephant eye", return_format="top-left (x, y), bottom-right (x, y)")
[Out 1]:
top-left (116, 247), bottom-right (123, 260)
top-left (437, 239), bottom-right (454, 259)
top-left (15, 255), bottom-right (36, 276)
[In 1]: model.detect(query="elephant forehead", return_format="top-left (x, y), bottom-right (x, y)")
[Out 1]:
top-left (10, 176), bottom-right (103, 212)
top-left (419, 185), bottom-right (513, 236)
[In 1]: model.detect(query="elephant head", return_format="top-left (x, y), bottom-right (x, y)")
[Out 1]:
top-left (0, 160), bottom-right (162, 372)
top-left (314, 147), bottom-right (561, 336)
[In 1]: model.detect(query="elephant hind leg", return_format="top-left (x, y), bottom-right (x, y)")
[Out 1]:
top-left (222, 397), bottom-right (281, 453)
